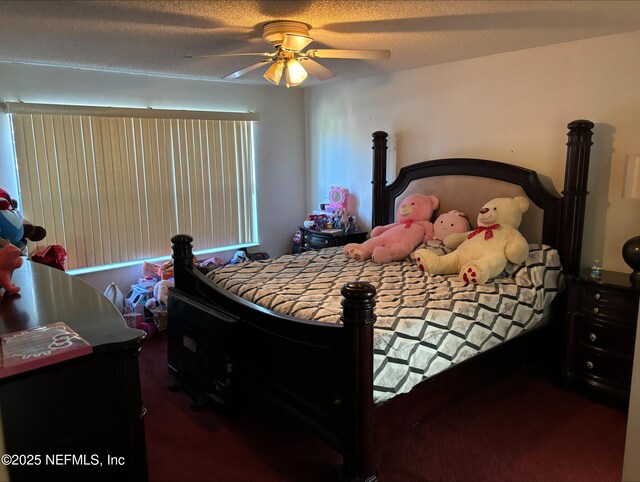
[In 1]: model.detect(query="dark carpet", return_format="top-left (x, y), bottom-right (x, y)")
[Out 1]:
top-left (139, 333), bottom-right (627, 482)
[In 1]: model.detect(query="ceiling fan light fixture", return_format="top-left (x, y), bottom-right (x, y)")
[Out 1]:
top-left (281, 34), bottom-right (313, 52)
top-left (191, 20), bottom-right (391, 86)
top-left (285, 58), bottom-right (307, 87)
top-left (263, 59), bottom-right (284, 85)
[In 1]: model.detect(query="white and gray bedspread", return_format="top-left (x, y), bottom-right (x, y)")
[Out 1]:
top-left (207, 244), bottom-right (562, 404)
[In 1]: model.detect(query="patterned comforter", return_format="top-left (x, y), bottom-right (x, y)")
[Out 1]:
top-left (207, 245), bottom-right (562, 403)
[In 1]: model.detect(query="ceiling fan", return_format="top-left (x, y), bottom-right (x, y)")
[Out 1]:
top-left (185, 20), bottom-right (391, 87)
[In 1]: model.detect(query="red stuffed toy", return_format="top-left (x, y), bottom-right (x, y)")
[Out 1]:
top-left (0, 244), bottom-right (23, 295)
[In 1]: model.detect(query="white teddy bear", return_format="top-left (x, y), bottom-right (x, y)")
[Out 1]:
top-left (144, 279), bottom-right (174, 310)
top-left (413, 196), bottom-right (530, 284)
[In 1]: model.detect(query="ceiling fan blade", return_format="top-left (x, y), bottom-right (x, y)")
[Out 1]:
top-left (281, 34), bottom-right (313, 52)
top-left (305, 49), bottom-right (391, 60)
top-left (184, 52), bottom-right (275, 59)
top-left (222, 60), bottom-right (272, 80)
top-left (298, 58), bottom-right (335, 81)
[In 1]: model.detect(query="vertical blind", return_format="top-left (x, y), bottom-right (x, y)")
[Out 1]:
top-left (6, 103), bottom-right (258, 270)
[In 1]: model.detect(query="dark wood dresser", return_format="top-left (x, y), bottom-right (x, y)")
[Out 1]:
top-left (0, 261), bottom-right (148, 481)
top-left (563, 269), bottom-right (639, 407)
top-left (299, 226), bottom-right (367, 251)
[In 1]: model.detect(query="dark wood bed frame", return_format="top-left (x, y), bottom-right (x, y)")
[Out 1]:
top-left (167, 120), bottom-right (594, 481)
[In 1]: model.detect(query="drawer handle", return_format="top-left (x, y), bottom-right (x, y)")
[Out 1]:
top-left (593, 307), bottom-right (599, 314)
top-left (594, 293), bottom-right (600, 300)
top-left (588, 333), bottom-right (597, 342)
top-left (585, 361), bottom-right (594, 370)
top-left (324, 240), bottom-right (329, 244)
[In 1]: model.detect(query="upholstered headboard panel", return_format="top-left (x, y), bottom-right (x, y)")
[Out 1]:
top-left (372, 121), bottom-right (595, 276)
top-left (393, 175), bottom-right (544, 243)
top-left (377, 157), bottom-right (566, 251)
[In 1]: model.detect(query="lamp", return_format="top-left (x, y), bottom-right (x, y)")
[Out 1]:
top-left (622, 154), bottom-right (640, 286)
top-left (263, 59), bottom-right (284, 85)
top-left (285, 58), bottom-right (307, 88)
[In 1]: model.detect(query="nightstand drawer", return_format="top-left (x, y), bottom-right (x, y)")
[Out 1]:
top-left (577, 319), bottom-right (636, 358)
top-left (299, 227), bottom-right (368, 252)
top-left (305, 233), bottom-right (336, 248)
top-left (581, 285), bottom-right (638, 323)
top-left (573, 347), bottom-right (633, 387)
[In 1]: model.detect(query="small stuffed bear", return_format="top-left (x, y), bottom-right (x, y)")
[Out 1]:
top-left (432, 210), bottom-right (471, 243)
top-left (413, 196), bottom-right (530, 284)
top-left (0, 244), bottom-right (24, 295)
top-left (344, 193), bottom-right (439, 264)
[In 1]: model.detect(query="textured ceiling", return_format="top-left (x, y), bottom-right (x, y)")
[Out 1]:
top-left (0, 0), bottom-right (638, 87)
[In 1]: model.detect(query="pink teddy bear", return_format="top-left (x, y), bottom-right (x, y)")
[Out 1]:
top-left (432, 210), bottom-right (470, 242)
top-left (344, 193), bottom-right (439, 264)
top-left (0, 244), bottom-right (23, 295)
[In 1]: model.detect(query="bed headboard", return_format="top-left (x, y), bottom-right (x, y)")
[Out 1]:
top-left (370, 120), bottom-right (594, 276)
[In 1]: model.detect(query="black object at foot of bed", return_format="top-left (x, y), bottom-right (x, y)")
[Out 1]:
top-left (168, 120), bottom-right (594, 481)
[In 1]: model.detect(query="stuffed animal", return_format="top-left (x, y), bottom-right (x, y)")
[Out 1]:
top-left (0, 244), bottom-right (24, 295)
top-left (196, 255), bottom-right (223, 274)
top-left (144, 279), bottom-right (174, 310)
top-left (432, 210), bottom-right (471, 242)
top-left (22, 220), bottom-right (47, 245)
top-left (413, 196), bottom-right (530, 284)
top-left (155, 279), bottom-right (174, 305)
top-left (0, 188), bottom-right (24, 248)
top-left (230, 250), bottom-right (248, 264)
top-left (0, 188), bottom-right (46, 250)
top-left (344, 193), bottom-right (439, 264)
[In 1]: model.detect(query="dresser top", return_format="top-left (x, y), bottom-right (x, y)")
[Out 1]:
top-left (578, 269), bottom-right (639, 293)
top-left (0, 260), bottom-right (145, 351)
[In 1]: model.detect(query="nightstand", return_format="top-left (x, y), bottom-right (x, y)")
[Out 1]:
top-left (563, 269), bottom-right (639, 407)
top-left (299, 226), bottom-right (367, 251)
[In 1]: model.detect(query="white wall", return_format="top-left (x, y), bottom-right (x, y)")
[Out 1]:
top-left (0, 63), bottom-right (306, 293)
top-left (305, 31), bottom-right (640, 274)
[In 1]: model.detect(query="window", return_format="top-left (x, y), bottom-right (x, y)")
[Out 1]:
top-left (5, 102), bottom-right (258, 271)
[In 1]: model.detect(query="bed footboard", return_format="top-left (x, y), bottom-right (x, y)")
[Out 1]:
top-left (169, 235), bottom-right (379, 482)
